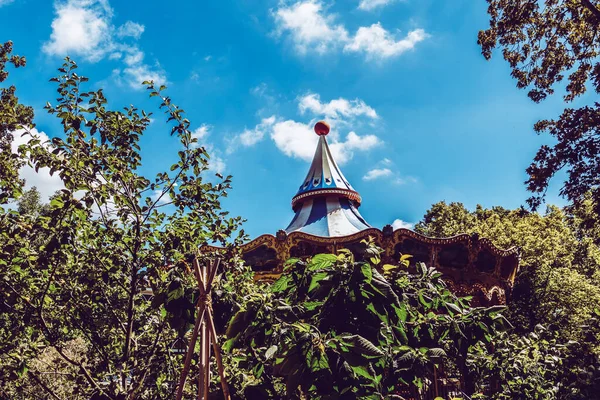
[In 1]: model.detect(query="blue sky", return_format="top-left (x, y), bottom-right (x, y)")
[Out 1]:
top-left (1, 0), bottom-right (580, 239)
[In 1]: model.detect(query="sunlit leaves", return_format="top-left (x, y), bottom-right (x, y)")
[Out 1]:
top-left (222, 240), bottom-right (510, 398)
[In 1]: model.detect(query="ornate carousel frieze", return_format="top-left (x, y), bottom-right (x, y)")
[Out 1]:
top-left (202, 121), bottom-right (519, 306)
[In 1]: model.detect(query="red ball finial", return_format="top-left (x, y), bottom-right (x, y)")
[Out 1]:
top-left (314, 120), bottom-right (330, 136)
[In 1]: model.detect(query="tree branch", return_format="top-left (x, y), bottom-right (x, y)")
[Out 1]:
top-left (582, 0), bottom-right (600, 22)
top-left (28, 371), bottom-right (63, 400)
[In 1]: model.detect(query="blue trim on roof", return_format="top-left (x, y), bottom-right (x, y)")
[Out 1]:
top-left (300, 197), bottom-right (329, 236)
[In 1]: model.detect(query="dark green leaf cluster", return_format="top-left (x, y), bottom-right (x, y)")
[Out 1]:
top-left (221, 244), bottom-right (510, 399)
top-left (479, 0), bottom-right (600, 216)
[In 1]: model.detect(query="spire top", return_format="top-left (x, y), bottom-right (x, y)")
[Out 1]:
top-left (314, 120), bottom-right (330, 136)
top-left (284, 121), bottom-right (371, 237)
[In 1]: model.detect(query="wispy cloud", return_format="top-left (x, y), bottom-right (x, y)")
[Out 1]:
top-left (116, 20), bottom-right (144, 39)
top-left (191, 124), bottom-right (212, 144)
top-left (238, 116), bottom-right (277, 147)
top-left (273, 0), bottom-right (427, 60)
top-left (273, 0), bottom-right (348, 54)
top-left (298, 93), bottom-right (378, 121)
top-left (0, 0), bottom-right (16, 8)
top-left (43, 0), bottom-right (166, 89)
top-left (345, 24), bottom-right (428, 60)
top-left (363, 159), bottom-right (417, 184)
top-left (358, 0), bottom-right (399, 11)
top-left (392, 218), bottom-right (414, 230)
top-left (363, 167), bottom-right (392, 181)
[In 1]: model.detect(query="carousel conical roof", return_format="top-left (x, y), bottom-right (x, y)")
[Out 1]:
top-left (285, 121), bottom-right (371, 237)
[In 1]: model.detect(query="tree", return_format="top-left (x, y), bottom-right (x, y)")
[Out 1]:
top-left (218, 241), bottom-right (510, 399)
top-left (416, 201), bottom-right (600, 398)
top-left (0, 40), bottom-right (32, 204)
top-left (16, 187), bottom-right (51, 217)
top-left (479, 0), bottom-right (600, 213)
top-left (416, 201), bottom-right (600, 338)
top-left (0, 56), bottom-right (244, 399)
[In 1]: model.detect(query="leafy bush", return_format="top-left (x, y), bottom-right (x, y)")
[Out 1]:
top-left (220, 241), bottom-right (510, 399)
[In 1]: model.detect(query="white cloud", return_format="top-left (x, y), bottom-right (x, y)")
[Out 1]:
top-left (121, 63), bottom-right (166, 89)
top-left (358, 0), bottom-right (398, 11)
top-left (11, 129), bottom-right (64, 201)
top-left (298, 93), bottom-right (378, 120)
top-left (270, 121), bottom-right (380, 164)
top-left (273, 0), bottom-right (349, 54)
top-left (43, 0), bottom-right (165, 89)
top-left (392, 219), bottom-right (414, 230)
top-left (270, 119), bottom-right (318, 160)
top-left (362, 167), bottom-right (392, 181)
top-left (43, 0), bottom-right (112, 61)
top-left (329, 131), bottom-right (381, 164)
top-left (238, 116), bottom-right (277, 147)
top-left (116, 21), bottom-right (144, 39)
top-left (0, 0), bottom-right (15, 7)
top-left (345, 24), bottom-right (428, 59)
top-left (151, 189), bottom-right (171, 205)
top-left (393, 175), bottom-right (417, 185)
top-left (363, 158), bottom-right (417, 184)
top-left (273, 1), bottom-right (427, 60)
top-left (208, 154), bottom-right (226, 175)
top-left (189, 125), bottom-right (227, 174)
top-left (192, 124), bottom-right (211, 144)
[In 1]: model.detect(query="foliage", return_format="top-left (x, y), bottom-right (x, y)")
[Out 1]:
top-left (479, 0), bottom-right (600, 213)
top-left (0, 55), bottom-right (244, 399)
top-left (415, 201), bottom-right (600, 339)
top-left (0, 40), bottom-right (31, 204)
top-left (416, 201), bottom-right (600, 398)
top-left (16, 186), bottom-right (52, 217)
top-left (468, 325), bottom-right (571, 400)
top-left (221, 241), bottom-right (510, 399)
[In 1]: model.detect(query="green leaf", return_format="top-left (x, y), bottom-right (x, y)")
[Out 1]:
top-left (50, 197), bottom-right (64, 209)
top-left (382, 264), bottom-right (399, 274)
top-left (271, 275), bottom-right (292, 293)
top-left (340, 334), bottom-right (384, 357)
top-left (308, 271), bottom-right (329, 293)
top-left (308, 253), bottom-right (338, 271)
top-left (350, 364), bottom-right (374, 380)
top-left (303, 300), bottom-right (324, 311)
top-left (360, 263), bottom-right (372, 284)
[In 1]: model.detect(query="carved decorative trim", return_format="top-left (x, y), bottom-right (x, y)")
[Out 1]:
top-left (199, 228), bottom-right (520, 306)
top-left (291, 188), bottom-right (362, 209)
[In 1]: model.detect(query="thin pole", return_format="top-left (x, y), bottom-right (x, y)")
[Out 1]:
top-left (175, 303), bottom-right (206, 400)
top-left (202, 260), bottom-right (211, 399)
top-left (203, 320), bottom-right (211, 398)
top-left (206, 306), bottom-right (231, 399)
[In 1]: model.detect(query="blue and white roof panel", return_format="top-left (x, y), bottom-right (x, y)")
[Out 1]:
top-left (285, 196), bottom-right (370, 237)
top-left (285, 125), bottom-right (371, 237)
top-left (295, 135), bottom-right (356, 197)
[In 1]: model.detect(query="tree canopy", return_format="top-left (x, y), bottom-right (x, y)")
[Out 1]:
top-left (0, 51), bottom-right (244, 398)
top-left (479, 0), bottom-right (600, 213)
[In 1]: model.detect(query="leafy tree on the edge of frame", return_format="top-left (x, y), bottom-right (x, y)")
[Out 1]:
top-left (416, 201), bottom-right (600, 398)
top-left (479, 0), bottom-right (600, 214)
top-left (0, 42), bottom-right (245, 399)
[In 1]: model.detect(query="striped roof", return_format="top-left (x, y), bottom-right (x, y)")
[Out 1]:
top-left (285, 122), bottom-right (371, 237)
top-left (291, 135), bottom-right (361, 210)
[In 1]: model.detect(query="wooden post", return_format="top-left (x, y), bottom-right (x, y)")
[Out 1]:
top-left (175, 257), bottom-right (230, 400)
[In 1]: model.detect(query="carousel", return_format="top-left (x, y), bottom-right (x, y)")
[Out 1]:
top-left (208, 121), bottom-right (519, 306)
